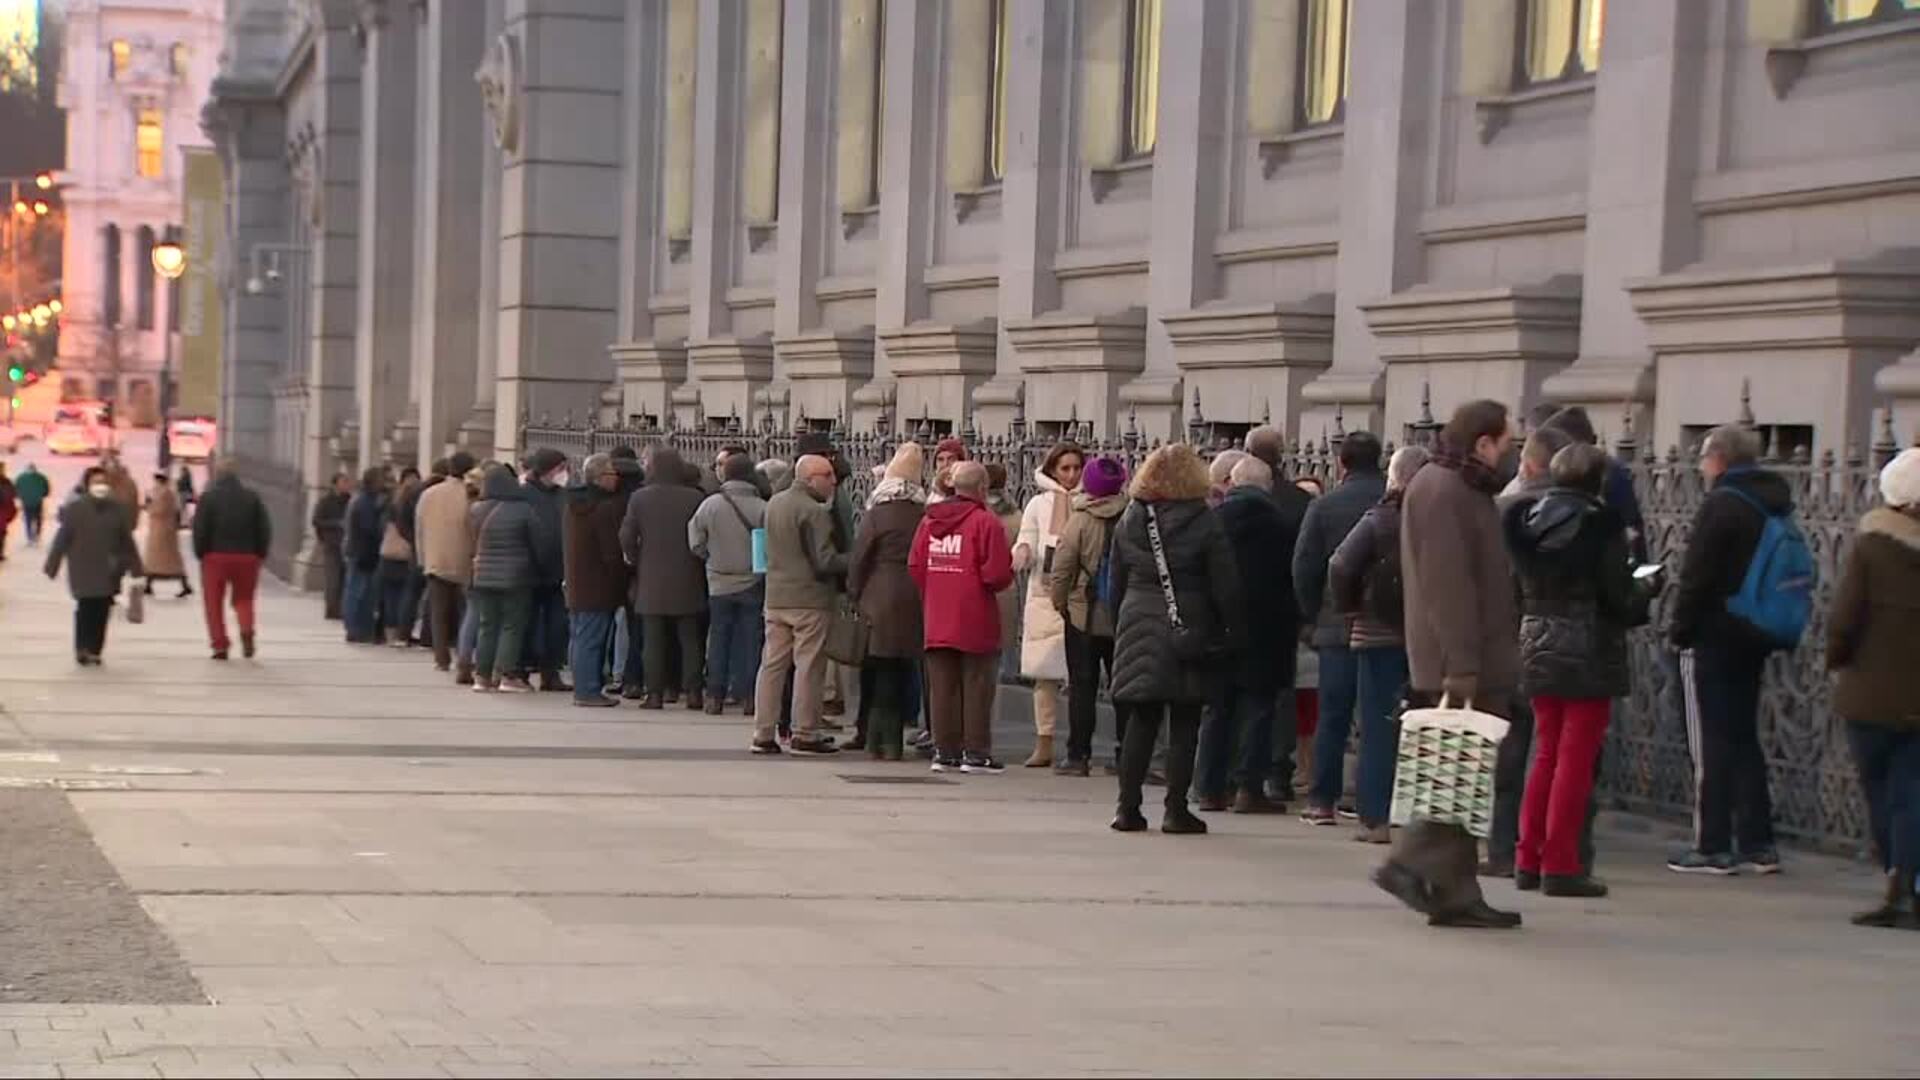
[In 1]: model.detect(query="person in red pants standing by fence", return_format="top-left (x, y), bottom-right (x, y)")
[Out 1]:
top-left (191, 464), bottom-right (273, 660)
top-left (1501, 442), bottom-right (1651, 898)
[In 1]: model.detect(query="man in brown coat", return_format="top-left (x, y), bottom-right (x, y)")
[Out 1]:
top-left (1372, 399), bottom-right (1524, 930)
top-left (566, 454), bottom-right (631, 707)
top-left (620, 447), bottom-right (710, 710)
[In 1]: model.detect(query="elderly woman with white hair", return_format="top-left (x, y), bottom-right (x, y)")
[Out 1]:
top-left (1828, 447), bottom-right (1920, 928)
top-left (1324, 444), bottom-right (1429, 842)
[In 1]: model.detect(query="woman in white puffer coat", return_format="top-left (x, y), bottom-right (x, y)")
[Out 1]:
top-left (1013, 441), bottom-right (1086, 768)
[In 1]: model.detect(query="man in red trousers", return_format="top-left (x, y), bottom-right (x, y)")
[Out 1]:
top-left (191, 464), bottom-right (273, 660)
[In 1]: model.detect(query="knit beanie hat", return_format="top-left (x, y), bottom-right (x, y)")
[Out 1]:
top-left (1880, 447), bottom-right (1920, 509)
top-left (1082, 457), bottom-right (1128, 499)
top-left (885, 442), bottom-right (925, 482)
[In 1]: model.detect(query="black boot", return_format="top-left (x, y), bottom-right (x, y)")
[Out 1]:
top-left (1429, 899), bottom-right (1523, 929)
top-left (1543, 874), bottom-right (1608, 898)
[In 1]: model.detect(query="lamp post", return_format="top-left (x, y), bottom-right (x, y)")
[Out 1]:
top-left (151, 237), bottom-right (187, 468)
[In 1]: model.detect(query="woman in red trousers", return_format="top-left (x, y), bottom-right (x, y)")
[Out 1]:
top-left (1501, 443), bottom-right (1651, 897)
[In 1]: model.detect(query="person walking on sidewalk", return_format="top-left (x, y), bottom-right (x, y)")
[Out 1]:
top-left (1371, 400), bottom-right (1524, 931)
top-left (415, 452), bottom-right (478, 678)
top-left (849, 443), bottom-right (928, 761)
top-left (312, 472), bottom-right (350, 621)
top-left (1503, 443), bottom-right (1650, 898)
top-left (1667, 424), bottom-right (1793, 877)
top-left (689, 453), bottom-right (768, 716)
top-left (191, 465), bottom-right (273, 660)
top-left (1828, 448), bottom-right (1920, 929)
top-left (1012, 442), bottom-right (1085, 768)
top-left (44, 466), bottom-right (143, 666)
top-left (565, 454), bottom-right (632, 707)
top-left (15, 461), bottom-right (49, 547)
top-left (1107, 445), bottom-right (1244, 835)
top-left (1048, 456), bottom-right (1130, 777)
top-left (1197, 455), bottom-right (1301, 815)
top-left (750, 454), bottom-right (848, 756)
top-left (141, 473), bottom-right (192, 598)
top-left (1292, 431), bottom-right (1387, 826)
top-left (468, 463), bottom-right (541, 693)
top-left (910, 461), bottom-right (1015, 774)
top-left (1327, 445), bottom-right (1429, 843)
top-left (620, 447), bottom-right (709, 710)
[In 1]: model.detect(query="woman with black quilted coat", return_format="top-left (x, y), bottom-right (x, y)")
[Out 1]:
top-left (1107, 444), bottom-right (1243, 836)
top-left (1501, 443), bottom-right (1649, 899)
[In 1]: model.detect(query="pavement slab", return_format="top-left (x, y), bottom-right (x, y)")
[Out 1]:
top-left (0, 507), bottom-right (1914, 1076)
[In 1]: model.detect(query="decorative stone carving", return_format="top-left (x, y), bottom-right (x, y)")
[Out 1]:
top-left (475, 32), bottom-right (522, 158)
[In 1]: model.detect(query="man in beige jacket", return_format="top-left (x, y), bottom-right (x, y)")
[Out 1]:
top-left (414, 451), bottom-right (478, 679)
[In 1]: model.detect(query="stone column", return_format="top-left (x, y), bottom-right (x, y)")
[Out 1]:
top-left (409, 0), bottom-right (486, 468)
top-left (353, 0), bottom-right (418, 469)
top-left (291, 3), bottom-right (364, 589)
top-left (1540, 0), bottom-right (1707, 434)
top-left (201, 87), bottom-right (287, 467)
top-left (688, 0), bottom-right (743, 344)
top-left (866, 0), bottom-right (943, 419)
top-left (457, 0), bottom-right (505, 458)
top-left (774, 0), bottom-right (829, 338)
top-left (489, 0), bottom-right (625, 458)
top-left (981, 0), bottom-right (1071, 435)
top-left (1301, 0), bottom-right (1438, 435)
top-left (1129, 0), bottom-right (1232, 439)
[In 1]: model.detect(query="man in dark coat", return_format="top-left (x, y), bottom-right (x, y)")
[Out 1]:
top-left (620, 448), bottom-right (710, 709)
top-left (44, 466), bottom-right (143, 665)
top-left (607, 446), bottom-right (648, 695)
top-left (1372, 400), bottom-right (1524, 930)
top-left (192, 466), bottom-right (273, 660)
top-left (311, 473), bottom-right (350, 620)
top-left (515, 448), bottom-right (572, 691)
top-left (1292, 431), bottom-right (1387, 824)
top-left (342, 468), bottom-right (389, 643)
top-left (1539, 405), bottom-right (1647, 563)
top-left (1243, 426), bottom-right (1317, 800)
top-left (1667, 424), bottom-right (1793, 876)
top-left (1198, 455), bottom-right (1301, 814)
top-left (564, 454), bottom-right (631, 707)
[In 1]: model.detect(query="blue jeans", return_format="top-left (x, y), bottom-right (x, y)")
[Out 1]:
top-left (1198, 682), bottom-right (1276, 801)
top-left (1353, 647), bottom-right (1409, 827)
top-left (458, 598), bottom-right (479, 665)
top-left (516, 584), bottom-right (569, 676)
top-left (1308, 645), bottom-right (1361, 811)
top-left (706, 585), bottom-right (765, 700)
top-left (343, 564), bottom-right (378, 643)
top-left (569, 610), bottom-right (616, 702)
top-left (1848, 721), bottom-right (1920, 892)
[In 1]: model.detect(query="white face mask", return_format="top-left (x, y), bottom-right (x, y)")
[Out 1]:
top-left (88, 483), bottom-right (112, 499)
top-left (548, 469), bottom-right (570, 488)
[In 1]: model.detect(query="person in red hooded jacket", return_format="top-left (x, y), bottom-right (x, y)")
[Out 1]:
top-left (910, 460), bottom-right (1016, 774)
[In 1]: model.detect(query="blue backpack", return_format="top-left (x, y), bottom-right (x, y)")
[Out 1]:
top-left (1092, 522), bottom-right (1120, 611)
top-left (1721, 486), bottom-right (1815, 649)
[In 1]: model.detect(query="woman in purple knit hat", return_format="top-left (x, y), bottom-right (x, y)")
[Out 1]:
top-left (1046, 456), bottom-right (1131, 776)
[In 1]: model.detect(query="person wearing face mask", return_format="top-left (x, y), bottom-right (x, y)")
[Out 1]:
top-left (514, 448), bottom-right (573, 692)
top-left (1371, 400), bottom-right (1524, 931)
top-left (45, 467), bottom-right (144, 666)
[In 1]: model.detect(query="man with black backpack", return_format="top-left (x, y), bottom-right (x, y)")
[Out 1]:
top-left (1048, 456), bottom-right (1131, 777)
top-left (1669, 424), bottom-right (1812, 876)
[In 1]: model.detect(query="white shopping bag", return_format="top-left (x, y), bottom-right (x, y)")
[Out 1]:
top-left (1389, 696), bottom-right (1511, 837)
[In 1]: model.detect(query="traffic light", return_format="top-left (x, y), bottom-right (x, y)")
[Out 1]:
top-left (6, 364), bottom-right (22, 381)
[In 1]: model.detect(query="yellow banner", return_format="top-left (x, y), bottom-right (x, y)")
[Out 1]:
top-left (178, 147), bottom-right (224, 419)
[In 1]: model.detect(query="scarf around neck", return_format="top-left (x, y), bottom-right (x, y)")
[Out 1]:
top-left (867, 476), bottom-right (927, 508)
top-left (1431, 443), bottom-right (1504, 496)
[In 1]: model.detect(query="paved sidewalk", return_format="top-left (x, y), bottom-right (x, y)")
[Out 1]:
top-left (0, 553), bottom-right (1912, 1077)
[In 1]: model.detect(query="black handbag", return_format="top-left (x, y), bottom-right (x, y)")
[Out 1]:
top-left (824, 601), bottom-right (871, 667)
top-left (1144, 504), bottom-right (1225, 664)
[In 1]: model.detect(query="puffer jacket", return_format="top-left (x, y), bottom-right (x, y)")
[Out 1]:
top-left (467, 465), bottom-right (540, 590)
top-left (1048, 492), bottom-right (1128, 637)
top-left (1826, 507), bottom-right (1920, 728)
top-left (1328, 494), bottom-right (1407, 649)
top-left (1110, 497), bottom-right (1244, 705)
top-left (521, 475), bottom-right (567, 585)
top-left (1503, 487), bottom-right (1648, 700)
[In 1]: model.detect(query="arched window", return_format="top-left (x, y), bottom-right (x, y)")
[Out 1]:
top-left (1298, 0), bottom-right (1351, 127)
top-left (1122, 0), bottom-right (1162, 157)
top-left (136, 226), bottom-right (156, 331)
top-left (1518, 0), bottom-right (1604, 86)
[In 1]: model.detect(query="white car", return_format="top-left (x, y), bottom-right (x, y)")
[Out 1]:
top-left (168, 419), bottom-right (215, 462)
top-left (45, 408), bottom-right (104, 456)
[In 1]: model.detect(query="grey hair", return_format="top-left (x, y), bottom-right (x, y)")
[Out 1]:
top-left (1701, 424), bottom-right (1761, 468)
top-left (1549, 442), bottom-right (1609, 495)
top-left (1228, 455), bottom-right (1272, 491)
top-left (1208, 449), bottom-right (1249, 487)
top-left (1243, 426), bottom-right (1285, 465)
top-left (1386, 445), bottom-right (1429, 493)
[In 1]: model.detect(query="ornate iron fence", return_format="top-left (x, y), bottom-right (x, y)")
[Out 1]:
top-left (521, 400), bottom-right (1912, 852)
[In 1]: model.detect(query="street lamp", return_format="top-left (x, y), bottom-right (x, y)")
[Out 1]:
top-left (152, 238), bottom-right (187, 467)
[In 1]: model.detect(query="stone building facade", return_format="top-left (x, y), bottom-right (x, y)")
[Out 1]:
top-left (56, 0), bottom-right (225, 421)
top-left (203, 0), bottom-right (1920, 581)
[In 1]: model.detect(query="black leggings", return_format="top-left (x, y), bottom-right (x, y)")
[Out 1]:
top-left (1118, 701), bottom-right (1200, 814)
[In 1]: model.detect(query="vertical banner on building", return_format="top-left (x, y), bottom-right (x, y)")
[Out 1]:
top-left (178, 147), bottom-right (224, 419)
